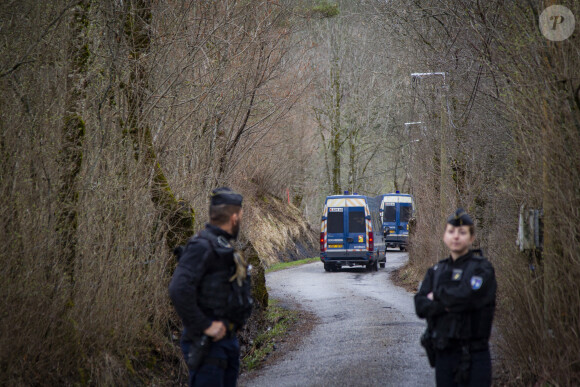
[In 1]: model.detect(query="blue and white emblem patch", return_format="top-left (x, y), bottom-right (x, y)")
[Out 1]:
top-left (470, 276), bottom-right (483, 290)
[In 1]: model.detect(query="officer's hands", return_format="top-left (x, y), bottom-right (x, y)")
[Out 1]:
top-left (428, 292), bottom-right (450, 312)
top-left (204, 321), bottom-right (227, 341)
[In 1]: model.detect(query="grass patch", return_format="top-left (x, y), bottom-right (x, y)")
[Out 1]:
top-left (241, 299), bottom-right (298, 371)
top-left (391, 264), bottom-right (422, 292)
top-left (265, 257), bottom-right (319, 273)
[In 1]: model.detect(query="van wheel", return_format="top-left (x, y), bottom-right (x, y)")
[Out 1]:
top-left (399, 246), bottom-right (406, 251)
top-left (373, 260), bottom-right (379, 271)
top-left (324, 263), bottom-right (331, 272)
top-left (380, 262), bottom-right (385, 269)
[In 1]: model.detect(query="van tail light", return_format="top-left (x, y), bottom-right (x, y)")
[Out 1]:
top-left (368, 232), bottom-right (374, 251)
top-left (320, 232), bottom-right (326, 252)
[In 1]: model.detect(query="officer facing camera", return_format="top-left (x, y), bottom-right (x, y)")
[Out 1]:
top-left (169, 187), bottom-right (253, 387)
top-left (415, 209), bottom-right (497, 387)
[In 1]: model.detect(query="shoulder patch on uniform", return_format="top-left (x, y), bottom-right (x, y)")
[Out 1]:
top-left (452, 269), bottom-right (463, 281)
top-left (433, 264), bottom-right (439, 271)
top-left (470, 276), bottom-right (483, 290)
top-left (217, 235), bottom-right (232, 248)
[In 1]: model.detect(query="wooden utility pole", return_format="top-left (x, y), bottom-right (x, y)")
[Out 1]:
top-left (439, 81), bottom-right (453, 220)
top-left (411, 73), bottom-right (451, 216)
top-left (411, 72), bottom-right (452, 257)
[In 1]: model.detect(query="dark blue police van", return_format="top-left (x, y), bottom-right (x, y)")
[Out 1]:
top-left (379, 192), bottom-right (414, 251)
top-left (320, 193), bottom-right (386, 272)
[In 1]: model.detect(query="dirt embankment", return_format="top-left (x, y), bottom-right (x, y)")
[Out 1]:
top-left (237, 194), bottom-right (318, 365)
top-left (244, 194), bottom-right (318, 267)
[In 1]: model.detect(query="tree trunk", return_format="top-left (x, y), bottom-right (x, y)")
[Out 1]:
top-left (56, 0), bottom-right (90, 284)
top-left (124, 0), bottom-right (194, 248)
top-left (330, 55), bottom-right (342, 194)
top-left (314, 109), bottom-right (332, 190)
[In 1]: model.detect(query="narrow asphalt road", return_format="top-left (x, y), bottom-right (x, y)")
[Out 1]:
top-left (240, 252), bottom-right (436, 387)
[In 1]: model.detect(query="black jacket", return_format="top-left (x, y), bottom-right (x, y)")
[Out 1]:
top-left (415, 250), bottom-right (497, 350)
top-left (169, 224), bottom-right (236, 335)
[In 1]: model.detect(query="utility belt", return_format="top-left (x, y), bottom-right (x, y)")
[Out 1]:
top-left (430, 309), bottom-right (491, 350)
top-left (421, 322), bottom-right (488, 369)
top-left (188, 328), bottom-right (237, 343)
top-left (431, 321), bottom-right (489, 351)
top-left (421, 331), bottom-right (488, 362)
top-left (222, 323), bottom-right (237, 339)
top-left (200, 312), bottom-right (240, 333)
top-left (188, 319), bottom-right (238, 341)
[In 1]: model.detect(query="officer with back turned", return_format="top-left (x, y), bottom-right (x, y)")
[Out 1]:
top-left (415, 209), bottom-right (497, 386)
top-left (169, 187), bottom-right (253, 387)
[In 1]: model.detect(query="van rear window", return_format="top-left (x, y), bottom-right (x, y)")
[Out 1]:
top-left (384, 206), bottom-right (396, 222)
top-left (327, 211), bottom-right (344, 233)
top-left (349, 211), bottom-right (365, 233)
top-left (401, 205), bottom-right (412, 222)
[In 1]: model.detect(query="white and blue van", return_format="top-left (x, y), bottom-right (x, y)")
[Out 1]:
top-left (379, 192), bottom-right (414, 251)
top-left (320, 194), bottom-right (386, 272)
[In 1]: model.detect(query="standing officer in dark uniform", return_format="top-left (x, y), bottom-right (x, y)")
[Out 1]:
top-left (415, 209), bottom-right (497, 386)
top-left (169, 187), bottom-right (252, 387)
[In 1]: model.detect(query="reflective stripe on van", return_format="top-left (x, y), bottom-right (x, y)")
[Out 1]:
top-left (326, 198), bottom-right (366, 207)
top-left (321, 204), bottom-right (328, 250)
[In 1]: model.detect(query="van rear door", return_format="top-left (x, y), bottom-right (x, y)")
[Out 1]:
top-left (346, 207), bottom-right (366, 251)
top-left (326, 207), bottom-right (345, 251)
top-left (383, 201), bottom-right (396, 235)
top-left (399, 203), bottom-right (412, 234)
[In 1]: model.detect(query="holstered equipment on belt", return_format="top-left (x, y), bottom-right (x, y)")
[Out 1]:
top-left (420, 329), bottom-right (436, 367)
top-left (186, 335), bottom-right (212, 371)
top-left (186, 334), bottom-right (230, 372)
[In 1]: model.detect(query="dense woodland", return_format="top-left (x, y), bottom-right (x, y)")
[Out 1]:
top-left (1, 0), bottom-right (579, 385)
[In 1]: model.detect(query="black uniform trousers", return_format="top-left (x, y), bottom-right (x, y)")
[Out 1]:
top-left (435, 347), bottom-right (491, 387)
top-left (180, 328), bottom-right (240, 387)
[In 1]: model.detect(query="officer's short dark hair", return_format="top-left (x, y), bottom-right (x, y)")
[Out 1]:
top-left (467, 224), bottom-right (475, 236)
top-left (209, 204), bottom-right (242, 226)
top-left (445, 222), bottom-right (475, 236)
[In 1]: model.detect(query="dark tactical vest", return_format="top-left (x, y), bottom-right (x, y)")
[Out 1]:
top-left (430, 250), bottom-right (495, 351)
top-left (194, 230), bottom-right (253, 329)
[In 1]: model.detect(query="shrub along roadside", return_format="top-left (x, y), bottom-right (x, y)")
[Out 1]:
top-left (265, 257), bottom-right (319, 274)
top-left (241, 299), bottom-right (298, 371)
top-left (390, 263), bottom-right (421, 293)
